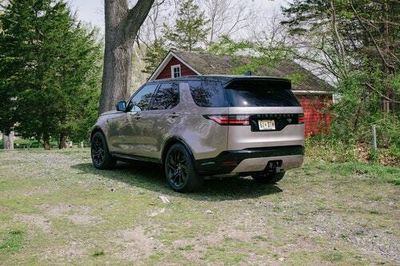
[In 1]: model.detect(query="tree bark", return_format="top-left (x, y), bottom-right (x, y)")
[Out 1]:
top-left (99, 0), bottom-right (155, 114)
top-left (58, 133), bottom-right (68, 149)
top-left (3, 131), bottom-right (14, 150)
top-left (43, 133), bottom-right (51, 150)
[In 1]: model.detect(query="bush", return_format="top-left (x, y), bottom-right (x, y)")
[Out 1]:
top-left (305, 136), bottom-right (357, 163)
top-left (306, 136), bottom-right (400, 167)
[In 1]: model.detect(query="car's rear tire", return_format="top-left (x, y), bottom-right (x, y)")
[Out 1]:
top-left (251, 172), bottom-right (285, 184)
top-left (91, 131), bottom-right (116, 169)
top-left (164, 143), bottom-right (203, 192)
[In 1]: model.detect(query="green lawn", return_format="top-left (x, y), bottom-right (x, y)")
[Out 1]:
top-left (0, 149), bottom-right (399, 265)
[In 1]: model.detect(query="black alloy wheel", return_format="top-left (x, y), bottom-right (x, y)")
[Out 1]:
top-left (165, 143), bottom-right (203, 192)
top-left (91, 131), bottom-right (116, 169)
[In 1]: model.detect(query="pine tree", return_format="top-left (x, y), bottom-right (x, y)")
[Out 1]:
top-left (163, 0), bottom-right (209, 51)
top-left (0, 0), bottom-right (102, 149)
top-left (142, 38), bottom-right (168, 74)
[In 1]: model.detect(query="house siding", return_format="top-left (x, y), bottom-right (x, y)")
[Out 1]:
top-left (155, 57), bottom-right (198, 80)
top-left (297, 95), bottom-right (332, 137)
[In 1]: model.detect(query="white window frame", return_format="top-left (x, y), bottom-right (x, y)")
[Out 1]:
top-left (171, 64), bottom-right (181, 78)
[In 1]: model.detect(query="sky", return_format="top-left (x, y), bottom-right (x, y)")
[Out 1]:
top-left (66, 0), bottom-right (289, 34)
top-left (67, 0), bottom-right (104, 30)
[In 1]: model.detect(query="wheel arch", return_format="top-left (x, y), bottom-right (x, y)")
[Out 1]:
top-left (161, 137), bottom-right (196, 166)
top-left (90, 126), bottom-right (105, 140)
top-left (90, 126), bottom-right (112, 152)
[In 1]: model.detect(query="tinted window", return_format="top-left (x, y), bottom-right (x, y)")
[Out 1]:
top-left (150, 83), bottom-right (179, 110)
top-left (129, 84), bottom-right (158, 112)
top-left (226, 80), bottom-right (300, 107)
top-left (189, 80), bottom-right (227, 107)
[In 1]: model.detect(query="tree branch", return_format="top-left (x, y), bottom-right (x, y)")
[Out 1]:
top-left (365, 82), bottom-right (400, 103)
top-left (330, 0), bottom-right (348, 77)
top-left (125, 0), bottom-right (156, 41)
top-left (350, 0), bottom-right (395, 71)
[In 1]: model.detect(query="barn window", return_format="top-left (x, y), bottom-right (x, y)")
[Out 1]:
top-left (171, 64), bottom-right (181, 78)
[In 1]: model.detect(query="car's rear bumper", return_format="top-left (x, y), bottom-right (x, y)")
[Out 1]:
top-left (195, 145), bottom-right (304, 176)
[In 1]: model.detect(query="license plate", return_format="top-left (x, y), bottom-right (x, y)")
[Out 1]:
top-left (258, 120), bottom-right (275, 130)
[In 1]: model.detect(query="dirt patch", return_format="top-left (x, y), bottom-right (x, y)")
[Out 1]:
top-left (39, 203), bottom-right (100, 225)
top-left (39, 203), bottom-right (91, 217)
top-left (41, 241), bottom-right (87, 262)
top-left (113, 226), bottom-right (161, 261)
top-left (40, 203), bottom-right (72, 217)
top-left (15, 214), bottom-right (52, 233)
top-left (67, 214), bottom-right (98, 225)
top-left (23, 187), bottom-right (51, 197)
top-left (147, 208), bottom-right (166, 217)
top-left (311, 213), bottom-right (400, 262)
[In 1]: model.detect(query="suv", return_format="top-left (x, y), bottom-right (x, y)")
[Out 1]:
top-left (91, 76), bottom-right (304, 192)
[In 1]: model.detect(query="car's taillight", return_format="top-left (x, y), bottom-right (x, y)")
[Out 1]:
top-left (204, 115), bottom-right (250, 126)
top-left (298, 114), bottom-right (305, 124)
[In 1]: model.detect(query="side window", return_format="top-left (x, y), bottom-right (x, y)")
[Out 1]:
top-left (189, 80), bottom-right (227, 107)
top-left (150, 83), bottom-right (179, 110)
top-left (129, 84), bottom-right (158, 112)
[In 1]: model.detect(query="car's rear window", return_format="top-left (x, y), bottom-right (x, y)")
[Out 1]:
top-left (225, 79), bottom-right (300, 107)
top-left (189, 79), bottom-right (300, 107)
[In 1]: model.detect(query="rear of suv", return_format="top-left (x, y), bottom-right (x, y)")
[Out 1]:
top-left (91, 76), bottom-right (304, 192)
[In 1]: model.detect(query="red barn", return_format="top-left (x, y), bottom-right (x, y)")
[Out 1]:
top-left (149, 51), bottom-right (334, 137)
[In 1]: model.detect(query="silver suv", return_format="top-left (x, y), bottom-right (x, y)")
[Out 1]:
top-left (91, 76), bottom-right (304, 192)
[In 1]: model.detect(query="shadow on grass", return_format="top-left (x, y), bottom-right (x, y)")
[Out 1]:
top-left (72, 162), bottom-right (282, 201)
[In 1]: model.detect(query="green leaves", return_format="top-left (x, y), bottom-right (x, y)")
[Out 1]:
top-left (163, 0), bottom-right (209, 51)
top-left (283, 0), bottom-right (400, 151)
top-left (142, 39), bottom-right (168, 74)
top-left (208, 36), bottom-right (292, 75)
top-left (0, 0), bottom-right (101, 147)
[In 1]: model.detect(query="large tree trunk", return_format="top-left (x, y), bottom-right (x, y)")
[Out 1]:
top-left (43, 133), bottom-right (51, 150)
top-left (3, 131), bottom-right (14, 150)
top-left (99, 0), bottom-right (155, 114)
top-left (58, 133), bottom-right (68, 149)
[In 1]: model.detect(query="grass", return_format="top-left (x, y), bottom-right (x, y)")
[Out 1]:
top-left (0, 149), bottom-right (399, 265)
top-left (324, 161), bottom-right (400, 185)
top-left (92, 250), bottom-right (105, 257)
top-left (0, 230), bottom-right (24, 255)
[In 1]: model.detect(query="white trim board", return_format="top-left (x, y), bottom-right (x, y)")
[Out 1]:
top-left (293, 90), bottom-right (334, 95)
top-left (170, 64), bottom-right (181, 78)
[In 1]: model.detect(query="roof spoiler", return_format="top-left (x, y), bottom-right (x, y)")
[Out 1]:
top-left (224, 77), bottom-right (292, 90)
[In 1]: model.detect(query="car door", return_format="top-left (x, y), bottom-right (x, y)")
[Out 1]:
top-left (132, 82), bottom-right (180, 159)
top-left (109, 83), bottom-right (158, 155)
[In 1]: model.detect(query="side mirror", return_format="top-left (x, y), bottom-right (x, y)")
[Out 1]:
top-left (116, 100), bottom-right (127, 112)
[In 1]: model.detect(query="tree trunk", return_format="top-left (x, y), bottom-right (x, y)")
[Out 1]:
top-left (43, 133), bottom-right (51, 150)
top-left (58, 133), bottom-right (68, 149)
top-left (3, 131), bottom-right (14, 150)
top-left (99, 0), bottom-right (155, 114)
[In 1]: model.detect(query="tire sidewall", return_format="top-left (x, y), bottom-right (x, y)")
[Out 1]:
top-left (164, 143), bottom-right (202, 192)
top-left (91, 131), bottom-right (115, 169)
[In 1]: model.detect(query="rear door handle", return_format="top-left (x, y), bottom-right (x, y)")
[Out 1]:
top-left (129, 112), bottom-right (142, 120)
top-left (168, 112), bottom-right (179, 118)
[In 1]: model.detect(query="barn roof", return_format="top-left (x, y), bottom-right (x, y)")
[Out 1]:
top-left (149, 50), bottom-right (335, 94)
